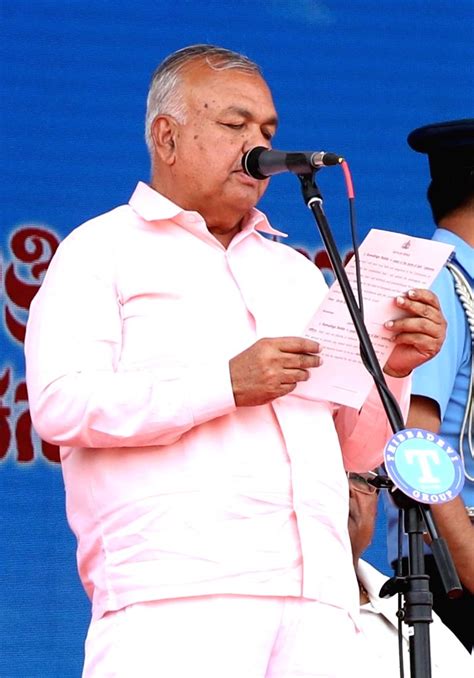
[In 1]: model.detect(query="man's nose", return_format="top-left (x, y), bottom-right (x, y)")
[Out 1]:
top-left (243, 127), bottom-right (271, 152)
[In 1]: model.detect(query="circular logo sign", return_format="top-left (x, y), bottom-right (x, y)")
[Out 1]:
top-left (383, 428), bottom-right (465, 504)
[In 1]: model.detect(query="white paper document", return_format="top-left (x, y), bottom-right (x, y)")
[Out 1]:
top-left (296, 228), bottom-right (454, 409)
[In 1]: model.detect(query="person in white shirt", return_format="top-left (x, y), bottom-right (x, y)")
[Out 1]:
top-left (348, 471), bottom-right (474, 676)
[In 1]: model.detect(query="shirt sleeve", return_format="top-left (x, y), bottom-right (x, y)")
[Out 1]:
top-left (24, 233), bottom-right (236, 449)
top-left (410, 267), bottom-right (466, 418)
top-left (336, 374), bottom-right (411, 472)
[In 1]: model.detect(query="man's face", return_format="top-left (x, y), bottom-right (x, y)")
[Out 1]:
top-left (153, 60), bottom-right (278, 239)
top-left (347, 477), bottom-right (378, 563)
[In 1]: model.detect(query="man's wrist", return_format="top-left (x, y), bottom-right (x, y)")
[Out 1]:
top-left (383, 365), bottom-right (412, 378)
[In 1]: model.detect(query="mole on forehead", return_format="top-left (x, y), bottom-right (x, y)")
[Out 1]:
top-left (198, 101), bottom-right (237, 113)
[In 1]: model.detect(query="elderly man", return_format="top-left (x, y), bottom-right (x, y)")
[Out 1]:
top-left (25, 45), bottom-right (446, 678)
top-left (348, 472), bottom-right (473, 676)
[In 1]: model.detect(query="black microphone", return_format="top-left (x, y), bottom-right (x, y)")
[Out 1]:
top-left (242, 146), bottom-right (343, 180)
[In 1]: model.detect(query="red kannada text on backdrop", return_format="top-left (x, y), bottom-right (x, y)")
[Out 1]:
top-left (1, 225), bottom-right (60, 463)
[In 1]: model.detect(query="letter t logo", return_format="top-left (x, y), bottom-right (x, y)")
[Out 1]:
top-left (404, 448), bottom-right (440, 483)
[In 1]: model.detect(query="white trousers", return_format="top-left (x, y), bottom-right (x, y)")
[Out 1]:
top-left (83, 595), bottom-right (357, 678)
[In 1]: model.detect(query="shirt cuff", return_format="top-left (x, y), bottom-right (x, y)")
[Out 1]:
top-left (186, 359), bottom-right (237, 427)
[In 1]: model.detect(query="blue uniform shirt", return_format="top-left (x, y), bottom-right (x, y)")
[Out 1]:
top-left (385, 228), bottom-right (474, 565)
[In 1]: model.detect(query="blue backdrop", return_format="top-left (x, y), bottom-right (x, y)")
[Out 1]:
top-left (1, 2), bottom-right (473, 676)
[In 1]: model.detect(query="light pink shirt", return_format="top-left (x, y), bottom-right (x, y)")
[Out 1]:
top-left (25, 182), bottom-right (409, 622)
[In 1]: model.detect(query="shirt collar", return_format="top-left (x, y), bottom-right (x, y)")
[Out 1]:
top-left (128, 181), bottom-right (287, 239)
top-left (357, 560), bottom-right (410, 638)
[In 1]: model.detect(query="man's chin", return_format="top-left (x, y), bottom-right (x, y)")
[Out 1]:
top-left (233, 182), bottom-right (267, 209)
top-left (198, 184), bottom-right (266, 225)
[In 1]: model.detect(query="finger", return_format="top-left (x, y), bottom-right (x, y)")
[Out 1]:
top-left (405, 288), bottom-right (442, 309)
top-left (394, 295), bottom-right (444, 321)
top-left (283, 353), bottom-right (322, 370)
top-left (395, 289), bottom-right (444, 317)
top-left (386, 317), bottom-right (444, 339)
top-left (277, 382), bottom-right (299, 397)
top-left (275, 337), bottom-right (321, 354)
top-left (281, 368), bottom-right (311, 384)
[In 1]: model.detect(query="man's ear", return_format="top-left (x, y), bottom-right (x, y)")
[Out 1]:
top-left (150, 115), bottom-right (178, 165)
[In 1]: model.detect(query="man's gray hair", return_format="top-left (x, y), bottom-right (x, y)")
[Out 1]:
top-left (144, 44), bottom-right (262, 156)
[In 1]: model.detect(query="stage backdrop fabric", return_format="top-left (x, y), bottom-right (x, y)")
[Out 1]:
top-left (1, 2), bottom-right (473, 676)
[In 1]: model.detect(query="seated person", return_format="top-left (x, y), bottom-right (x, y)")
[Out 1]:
top-left (348, 471), bottom-right (474, 675)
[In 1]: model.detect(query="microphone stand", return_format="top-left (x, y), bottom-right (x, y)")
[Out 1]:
top-left (297, 172), bottom-right (461, 678)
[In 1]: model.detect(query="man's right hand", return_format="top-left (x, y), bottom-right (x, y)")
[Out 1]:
top-left (229, 337), bottom-right (322, 407)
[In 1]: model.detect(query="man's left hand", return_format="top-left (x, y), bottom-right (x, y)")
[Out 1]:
top-left (383, 288), bottom-right (446, 378)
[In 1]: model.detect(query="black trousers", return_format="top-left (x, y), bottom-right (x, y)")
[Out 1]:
top-left (397, 555), bottom-right (473, 652)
